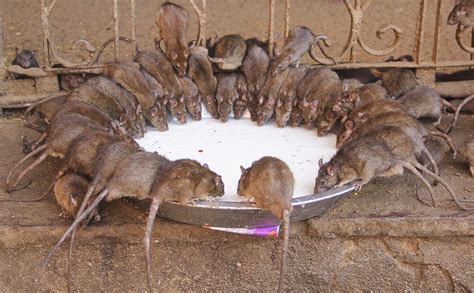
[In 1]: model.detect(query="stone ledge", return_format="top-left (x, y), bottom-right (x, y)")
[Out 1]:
top-left (2, 215), bottom-right (472, 249)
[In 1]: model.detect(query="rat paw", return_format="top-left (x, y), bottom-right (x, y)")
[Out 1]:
top-left (59, 211), bottom-right (73, 219)
top-left (351, 180), bottom-right (364, 191)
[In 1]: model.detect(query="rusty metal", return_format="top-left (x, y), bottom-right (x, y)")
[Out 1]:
top-left (113, 0), bottom-right (119, 61)
top-left (0, 12), bottom-right (5, 96)
top-left (310, 0), bottom-right (402, 65)
top-left (189, 0), bottom-right (207, 45)
top-left (131, 0), bottom-right (137, 59)
top-left (284, 0), bottom-right (290, 41)
top-left (432, 0), bottom-right (443, 63)
top-left (413, 0), bottom-right (427, 64)
top-left (268, 0), bottom-right (275, 55)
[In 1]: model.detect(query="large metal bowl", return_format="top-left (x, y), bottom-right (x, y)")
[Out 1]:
top-left (158, 185), bottom-right (354, 228)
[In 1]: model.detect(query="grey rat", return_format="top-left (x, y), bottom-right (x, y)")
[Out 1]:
top-left (11, 48), bottom-right (39, 79)
top-left (448, 0), bottom-right (474, 30)
top-left (459, 139), bottom-right (474, 177)
top-left (271, 26), bottom-right (327, 75)
top-left (215, 72), bottom-right (239, 122)
top-left (37, 158), bottom-right (224, 292)
top-left (155, 2), bottom-right (189, 76)
top-left (238, 156), bottom-right (294, 293)
top-left (187, 46), bottom-right (219, 119)
top-left (315, 127), bottom-right (471, 210)
top-left (398, 86), bottom-right (456, 127)
top-left (371, 58), bottom-right (417, 99)
top-left (209, 34), bottom-right (247, 71)
top-left (275, 66), bottom-right (309, 128)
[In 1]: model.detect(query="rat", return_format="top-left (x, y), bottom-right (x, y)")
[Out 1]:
top-left (67, 77), bottom-right (144, 136)
top-left (233, 73), bottom-right (248, 119)
top-left (314, 127), bottom-right (471, 210)
top-left (371, 66), bottom-right (417, 99)
top-left (256, 68), bottom-right (292, 125)
top-left (445, 95), bottom-right (474, 134)
top-left (51, 64), bottom-right (88, 91)
top-left (179, 77), bottom-right (202, 121)
top-left (165, 95), bottom-right (187, 124)
top-left (5, 112), bottom-right (117, 192)
top-left (275, 66), bottom-right (309, 128)
top-left (317, 83), bottom-right (387, 135)
top-left (11, 48), bottom-right (39, 79)
top-left (187, 46), bottom-right (219, 119)
top-left (215, 72), bottom-right (239, 122)
top-left (342, 111), bottom-right (459, 181)
top-left (53, 172), bottom-right (91, 219)
top-left (288, 107), bottom-right (303, 127)
top-left (237, 156), bottom-right (294, 293)
top-left (459, 139), bottom-right (474, 177)
top-left (448, 0), bottom-right (474, 30)
top-left (155, 2), bottom-right (189, 76)
top-left (271, 26), bottom-right (327, 75)
top-left (103, 62), bottom-right (169, 131)
top-left (336, 99), bottom-right (404, 148)
top-left (241, 39), bottom-right (271, 120)
top-left (37, 158), bottom-right (225, 292)
top-left (209, 34), bottom-right (247, 71)
top-left (397, 86), bottom-right (456, 127)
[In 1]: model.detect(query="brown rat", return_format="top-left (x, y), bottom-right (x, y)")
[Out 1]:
top-left (237, 156), bottom-right (294, 292)
top-left (271, 26), bottom-right (327, 75)
top-left (6, 112), bottom-right (116, 192)
top-left (53, 172), bottom-right (91, 219)
top-left (448, 0), bottom-right (474, 30)
top-left (233, 73), bottom-right (248, 119)
top-left (187, 46), bottom-right (219, 119)
top-left (314, 128), bottom-right (470, 210)
top-left (51, 64), bottom-right (89, 91)
top-left (11, 48), bottom-right (39, 79)
top-left (179, 76), bottom-right (202, 121)
top-left (372, 67), bottom-right (417, 99)
top-left (103, 62), bottom-right (169, 131)
top-left (275, 66), bottom-right (309, 128)
top-left (38, 158), bottom-right (225, 292)
top-left (336, 99), bottom-right (404, 148)
top-left (398, 86), bottom-right (456, 127)
top-left (155, 2), bottom-right (189, 76)
top-left (288, 107), bottom-right (303, 127)
top-left (445, 95), bottom-right (474, 134)
top-left (241, 39), bottom-right (271, 120)
top-left (209, 34), bottom-right (247, 71)
top-left (166, 95), bottom-right (187, 124)
top-left (459, 139), bottom-right (474, 177)
top-left (256, 68), bottom-right (291, 125)
top-left (215, 72), bottom-right (239, 122)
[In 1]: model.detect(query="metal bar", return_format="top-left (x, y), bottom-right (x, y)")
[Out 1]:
top-left (284, 0), bottom-right (290, 40)
top-left (40, 0), bottom-right (49, 66)
top-left (413, 0), bottom-right (427, 64)
top-left (131, 0), bottom-right (137, 59)
top-left (267, 0), bottom-right (275, 55)
top-left (0, 12), bottom-right (5, 95)
top-left (436, 80), bottom-right (474, 98)
top-left (113, 0), bottom-right (119, 61)
top-left (201, 0), bottom-right (206, 43)
top-left (432, 0), bottom-right (442, 63)
top-left (318, 60), bottom-right (474, 70)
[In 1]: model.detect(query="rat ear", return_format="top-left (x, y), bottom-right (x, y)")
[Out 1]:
top-left (332, 104), bottom-right (341, 112)
top-left (170, 51), bottom-right (178, 60)
top-left (31, 50), bottom-right (38, 56)
top-left (344, 120), bottom-right (353, 130)
top-left (318, 158), bottom-right (324, 168)
top-left (258, 96), bottom-right (264, 105)
top-left (15, 47), bottom-right (21, 55)
top-left (343, 82), bottom-right (350, 92)
top-left (203, 163), bottom-right (209, 169)
top-left (150, 106), bottom-right (158, 117)
top-left (310, 100), bottom-right (318, 111)
top-left (179, 96), bottom-right (185, 103)
top-left (216, 95), bottom-right (224, 103)
top-left (240, 165), bottom-right (247, 175)
top-left (326, 165), bottom-right (335, 176)
top-left (302, 98), bottom-right (309, 107)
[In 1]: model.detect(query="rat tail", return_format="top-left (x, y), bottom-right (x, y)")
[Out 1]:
top-left (33, 189), bottom-right (108, 287)
top-left (7, 146), bottom-right (49, 193)
top-left (144, 197), bottom-right (163, 293)
top-left (445, 94), bottom-right (474, 134)
top-left (6, 144), bottom-right (47, 190)
top-left (426, 131), bottom-right (457, 158)
top-left (399, 161), bottom-right (436, 207)
top-left (413, 162), bottom-right (474, 211)
top-left (278, 209), bottom-right (291, 293)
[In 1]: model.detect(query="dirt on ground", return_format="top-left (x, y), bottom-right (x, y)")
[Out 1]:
top-left (1, 0), bottom-right (474, 292)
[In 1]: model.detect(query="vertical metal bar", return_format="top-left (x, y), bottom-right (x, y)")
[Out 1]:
top-left (284, 0), bottom-right (290, 41)
top-left (40, 0), bottom-right (49, 66)
top-left (413, 0), bottom-right (427, 64)
top-left (432, 0), bottom-right (442, 63)
top-left (268, 0), bottom-right (275, 55)
top-left (201, 0), bottom-right (206, 44)
top-left (131, 0), bottom-right (137, 59)
top-left (0, 11), bottom-right (5, 96)
top-left (113, 0), bottom-right (119, 61)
